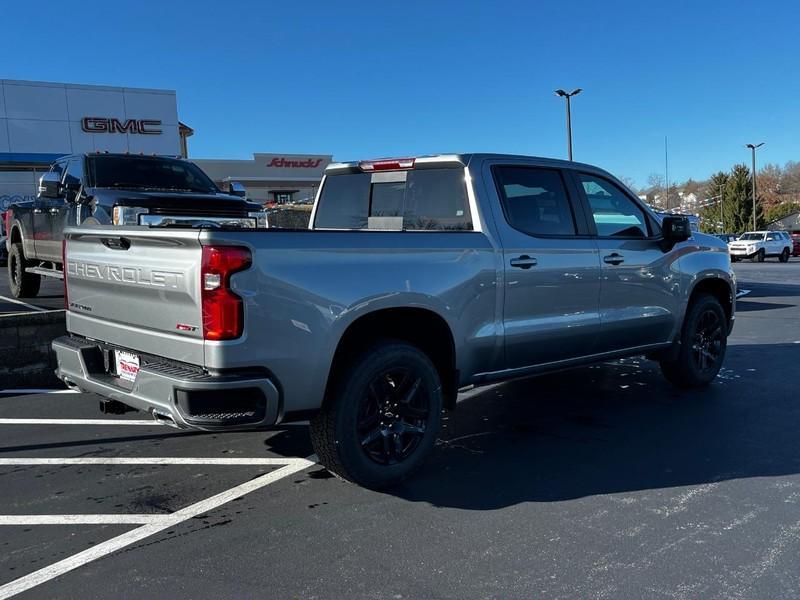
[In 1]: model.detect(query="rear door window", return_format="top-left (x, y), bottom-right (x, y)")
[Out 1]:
top-left (314, 168), bottom-right (472, 231)
top-left (493, 166), bottom-right (576, 236)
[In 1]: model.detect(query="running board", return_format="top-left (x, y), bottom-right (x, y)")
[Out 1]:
top-left (25, 266), bottom-right (64, 280)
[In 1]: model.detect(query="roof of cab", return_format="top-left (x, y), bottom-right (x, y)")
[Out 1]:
top-left (324, 153), bottom-right (609, 176)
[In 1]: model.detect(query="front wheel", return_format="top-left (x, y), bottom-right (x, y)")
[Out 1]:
top-left (8, 243), bottom-right (41, 298)
top-left (310, 341), bottom-right (443, 489)
top-left (779, 248), bottom-right (790, 263)
top-left (753, 249), bottom-right (765, 263)
top-left (660, 293), bottom-right (727, 388)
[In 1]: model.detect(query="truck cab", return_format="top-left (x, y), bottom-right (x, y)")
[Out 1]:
top-left (5, 153), bottom-right (266, 297)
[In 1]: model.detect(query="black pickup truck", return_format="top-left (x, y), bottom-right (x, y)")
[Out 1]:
top-left (5, 153), bottom-right (265, 297)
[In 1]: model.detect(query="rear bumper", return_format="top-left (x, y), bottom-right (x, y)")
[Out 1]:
top-left (53, 336), bottom-right (280, 431)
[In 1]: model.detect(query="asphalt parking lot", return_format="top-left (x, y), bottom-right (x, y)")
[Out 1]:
top-left (0, 275), bottom-right (64, 315)
top-left (1, 260), bottom-right (799, 599)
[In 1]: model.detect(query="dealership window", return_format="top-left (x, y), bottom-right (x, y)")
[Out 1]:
top-left (314, 168), bottom-right (472, 230)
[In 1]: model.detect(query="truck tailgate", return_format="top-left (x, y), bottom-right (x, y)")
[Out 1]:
top-left (64, 227), bottom-right (205, 365)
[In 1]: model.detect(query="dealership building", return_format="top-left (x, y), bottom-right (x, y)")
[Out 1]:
top-left (193, 154), bottom-right (330, 205)
top-left (0, 79), bottom-right (330, 210)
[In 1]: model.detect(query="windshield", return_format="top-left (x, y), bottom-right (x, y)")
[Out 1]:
top-left (738, 233), bottom-right (764, 241)
top-left (89, 156), bottom-right (219, 193)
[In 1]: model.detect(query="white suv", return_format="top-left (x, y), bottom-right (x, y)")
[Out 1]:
top-left (728, 231), bottom-right (793, 262)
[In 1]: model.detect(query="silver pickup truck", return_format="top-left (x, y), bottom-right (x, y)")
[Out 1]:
top-left (54, 154), bottom-right (735, 488)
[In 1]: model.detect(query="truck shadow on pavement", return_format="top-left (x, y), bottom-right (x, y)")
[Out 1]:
top-left (736, 280), bottom-right (800, 298)
top-left (735, 300), bottom-right (795, 312)
top-left (396, 343), bottom-right (800, 509)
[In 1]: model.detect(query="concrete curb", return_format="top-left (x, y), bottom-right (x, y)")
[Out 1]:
top-left (0, 310), bottom-right (66, 389)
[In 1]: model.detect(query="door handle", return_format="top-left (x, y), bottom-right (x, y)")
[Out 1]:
top-left (603, 253), bottom-right (625, 265)
top-left (510, 255), bottom-right (537, 269)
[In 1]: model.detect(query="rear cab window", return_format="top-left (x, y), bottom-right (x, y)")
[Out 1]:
top-left (314, 167), bottom-right (472, 231)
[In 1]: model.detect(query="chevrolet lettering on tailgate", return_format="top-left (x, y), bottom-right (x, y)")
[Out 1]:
top-left (67, 261), bottom-right (186, 290)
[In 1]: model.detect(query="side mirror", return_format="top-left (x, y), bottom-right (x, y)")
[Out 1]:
top-left (660, 215), bottom-right (692, 250)
top-left (228, 182), bottom-right (246, 198)
top-left (38, 172), bottom-right (61, 199)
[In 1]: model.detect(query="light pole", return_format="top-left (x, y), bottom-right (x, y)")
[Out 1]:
top-left (745, 142), bottom-right (764, 231)
top-left (555, 88), bottom-right (582, 161)
top-left (719, 181), bottom-right (724, 232)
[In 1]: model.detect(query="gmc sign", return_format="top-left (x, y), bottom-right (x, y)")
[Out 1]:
top-left (81, 117), bottom-right (162, 135)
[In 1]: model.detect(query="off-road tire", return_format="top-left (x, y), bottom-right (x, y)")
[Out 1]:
top-left (753, 249), bottom-right (765, 263)
top-left (8, 243), bottom-right (41, 298)
top-left (779, 248), bottom-right (790, 263)
top-left (660, 293), bottom-right (727, 388)
top-left (309, 341), bottom-right (443, 489)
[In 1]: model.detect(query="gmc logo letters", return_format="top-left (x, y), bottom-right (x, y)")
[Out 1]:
top-left (81, 117), bottom-right (163, 135)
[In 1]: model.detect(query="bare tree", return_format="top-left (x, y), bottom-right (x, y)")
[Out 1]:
top-left (618, 176), bottom-right (639, 194)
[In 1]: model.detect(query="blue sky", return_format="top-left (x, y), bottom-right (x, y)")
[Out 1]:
top-left (2, 0), bottom-right (797, 187)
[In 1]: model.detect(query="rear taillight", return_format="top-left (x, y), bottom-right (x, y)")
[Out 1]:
top-left (358, 158), bottom-right (415, 171)
top-left (62, 239), bottom-right (69, 311)
top-left (201, 246), bottom-right (251, 340)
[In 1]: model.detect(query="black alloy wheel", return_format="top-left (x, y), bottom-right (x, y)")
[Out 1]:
top-left (691, 309), bottom-right (724, 373)
top-left (309, 341), bottom-right (443, 489)
top-left (659, 293), bottom-right (727, 388)
top-left (357, 367), bottom-right (430, 465)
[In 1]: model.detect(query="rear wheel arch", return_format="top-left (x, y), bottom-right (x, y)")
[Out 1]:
top-left (324, 307), bottom-right (458, 410)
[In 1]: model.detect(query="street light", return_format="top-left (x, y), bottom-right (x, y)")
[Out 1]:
top-left (745, 142), bottom-right (764, 231)
top-left (555, 88), bottom-right (582, 161)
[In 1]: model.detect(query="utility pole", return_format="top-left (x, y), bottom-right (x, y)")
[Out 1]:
top-left (719, 181), bottom-right (724, 232)
top-left (555, 88), bottom-right (582, 160)
top-left (664, 137), bottom-right (670, 209)
top-left (746, 142), bottom-right (764, 231)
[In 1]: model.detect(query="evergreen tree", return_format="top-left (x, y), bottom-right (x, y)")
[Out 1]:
top-left (698, 172), bottom-right (728, 232)
top-left (726, 164), bottom-right (764, 232)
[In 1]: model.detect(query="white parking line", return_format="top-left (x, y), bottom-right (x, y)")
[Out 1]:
top-left (0, 295), bottom-right (47, 312)
top-left (0, 515), bottom-right (164, 525)
top-left (0, 457), bottom-right (302, 465)
top-left (0, 389), bottom-right (78, 396)
top-left (736, 289), bottom-right (751, 298)
top-left (0, 456), bottom-right (316, 599)
top-left (0, 419), bottom-right (156, 426)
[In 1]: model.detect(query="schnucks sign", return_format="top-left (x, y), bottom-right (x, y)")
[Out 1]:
top-left (267, 157), bottom-right (324, 168)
